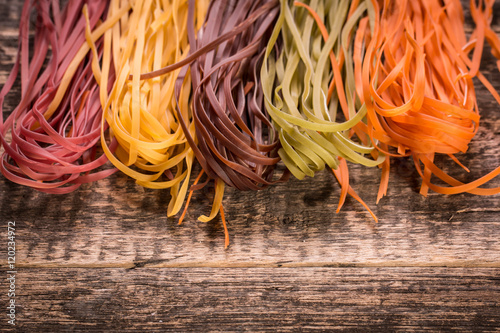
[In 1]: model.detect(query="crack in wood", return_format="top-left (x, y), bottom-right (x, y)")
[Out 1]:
top-left (128, 256), bottom-right (187, 270)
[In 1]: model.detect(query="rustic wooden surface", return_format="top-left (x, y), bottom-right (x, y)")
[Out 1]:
top-left (0, 0), bottom-right (499, 331)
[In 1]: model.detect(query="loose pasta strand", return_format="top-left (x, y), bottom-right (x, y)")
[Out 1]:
top-left (178, 169), bottom-right (205, 225)
top-left (219, 204), bottom-right (230, 249)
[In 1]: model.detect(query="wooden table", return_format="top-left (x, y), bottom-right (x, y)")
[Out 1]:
top-left (1, 0), bottom-right (499, 331)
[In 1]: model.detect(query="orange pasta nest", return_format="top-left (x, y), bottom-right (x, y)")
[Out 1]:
top-left (355, 0), bottom-right (500, 199)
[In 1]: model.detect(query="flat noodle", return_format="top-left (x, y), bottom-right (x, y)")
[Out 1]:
top-left (0, 0), bottom-right (117, 194)
top-left (261, 0), bottom-right (383, 219)
top-left (357, 0), bottom-right (500, 197)
top-left (97, 0), bottom-right (209, 217)
top-left (135, 0), bottom-right (287, 246)
top-left (468, 0), bottom-right (500, 102)
top-left (178, 0), bottom-right (288, 225)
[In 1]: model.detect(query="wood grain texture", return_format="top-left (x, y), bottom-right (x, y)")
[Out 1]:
top-left (0, 0), bottom-right (499, 331)
top-left (1, 268), bottom-right (499, 332)
top-left (0, 0), bottom-right (498, 268)
top-left (0, 170), bottom-right (499, 268)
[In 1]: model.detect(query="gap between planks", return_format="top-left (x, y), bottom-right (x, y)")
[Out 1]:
top-left (5, 260), bottom-right (500, 269)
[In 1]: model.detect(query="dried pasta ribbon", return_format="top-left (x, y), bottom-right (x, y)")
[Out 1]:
top-left (183, 0), bottom-right (292, 245)
top-left (357, 0), bottom-right (500, 197)
top-left (97, 0), bottom-right (209, 217)
top-left (261, 0), bottom-right (383, 219)
top-left (467, 0), bottom-right (500, 102)
top-left (0, 0), bottom-right (117, 194)
top-left (184, 0), bottom-right (289, 224)
top-left (136, 0), bottom-right (288, 238)
top-left (188, 0), bottom-right (284, 190)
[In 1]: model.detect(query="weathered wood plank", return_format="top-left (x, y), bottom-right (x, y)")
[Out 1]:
top-left (1, 267), bottom-right (499, 331)
top-left (1, 169), bottom-right (499, 268)
top-left (0, 1), bottom-right (498, 268)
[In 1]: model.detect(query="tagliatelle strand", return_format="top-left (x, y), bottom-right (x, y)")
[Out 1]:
top-left (96, 0), bottom-right (209, 217)
top-left (293, 0), bottom-right (381, 219)
top-left (185, 0), bottom-right (287, 219)
top-left (467, 0), bottom-right (500, 103)
top-left (144, 0), bottom-right (289, 236)
top-left (178, 169), bottom-right (205, 225)
top-left (219, 204), bottom-right (229, 249)
top-left (261, 0), bottom-right (383, 220)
